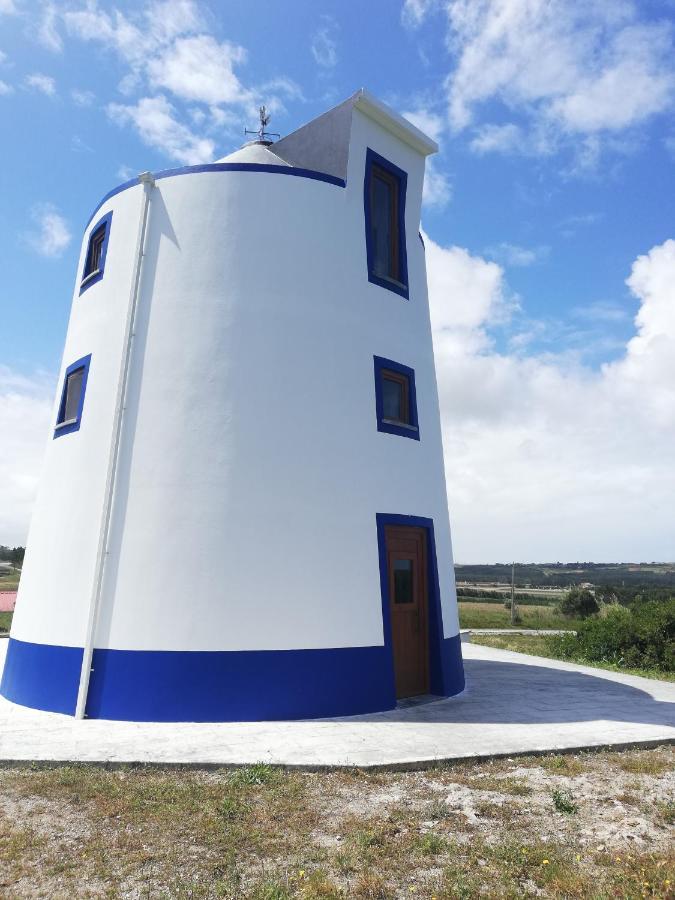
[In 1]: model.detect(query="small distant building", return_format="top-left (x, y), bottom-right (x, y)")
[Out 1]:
top-left (1, 90), bottom-right (464, 722)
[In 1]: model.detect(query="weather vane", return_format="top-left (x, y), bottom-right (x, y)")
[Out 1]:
top-left (245, 105), bottom-right (280, 144)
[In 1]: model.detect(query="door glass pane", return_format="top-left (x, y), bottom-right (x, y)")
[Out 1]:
top-left (63, 368), bottom-right (84, 422)
top-left (382, 376), bottom-right (403, 421)
top-left (371, 172), bottom-right (394, 278)
top-left (393, 559), bottom-right (414, 604)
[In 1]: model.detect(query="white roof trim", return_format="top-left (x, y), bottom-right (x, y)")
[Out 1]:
top-left (353, 89), bottom-right (439, 157)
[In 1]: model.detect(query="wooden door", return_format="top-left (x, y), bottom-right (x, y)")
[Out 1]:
top-left (385, 525), bottom-right (429, 698)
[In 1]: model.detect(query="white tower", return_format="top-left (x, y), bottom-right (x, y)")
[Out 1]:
top-left (1, 91), bottom-right (464, 721)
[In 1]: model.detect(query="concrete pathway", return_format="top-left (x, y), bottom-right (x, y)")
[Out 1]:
top-left (467, 628), bottom-right (576, 636)
top-left (0, 640), bottom-right (672, 769)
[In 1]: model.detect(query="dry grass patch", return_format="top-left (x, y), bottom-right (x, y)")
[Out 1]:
top-left (0, 747), bottom-right (673, 898)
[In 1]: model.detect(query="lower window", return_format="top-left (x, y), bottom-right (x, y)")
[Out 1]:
top-left (54, 354), bottom-right (92, 439)
top-left (373, 355), bottom-right (419, 440)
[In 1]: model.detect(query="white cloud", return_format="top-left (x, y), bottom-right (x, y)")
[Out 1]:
top-left (401, 0), bottom-right (438, 28)
top-left (23, 204), bottom-right (72, 257)
top-left (402, 108), bottom-right (443, 144)
top-left (311, 16), bottom-right (338, 69)
top-left (62, 0), bottom-right (294, 160)
top-left (422, 158), bottom-right (452, 209)
top-left (71, 88), bottom-right (94, 106)
top-left (426, 233), bottom-right (675, 561)
top-left (37, 2), bottom-right (62, 51)
top-left (0, 79), bottom-right (12, 95)
top-left (469, 123), bottom-right (522, 155)
top-left (439, 0), bottom-right (675, 163)
top-left (0, 368), bottom-right (53, 545)
top-left (107, 95), bottom-right (214, 164)
top-left (147, 34), bottom-right (251, 106)
top-left (25, 72), bottom-right (56, 96)
top-left (485, 242), bottom-right (550, 267)
top-left (0, 0), bottom-right (17, 14)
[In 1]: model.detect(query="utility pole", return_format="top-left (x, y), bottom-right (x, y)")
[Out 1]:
top-left (510, 562), bottom-right (517, 625)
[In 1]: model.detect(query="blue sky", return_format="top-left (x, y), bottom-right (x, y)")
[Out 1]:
top-left (1, 0), bottom-right (674, 561)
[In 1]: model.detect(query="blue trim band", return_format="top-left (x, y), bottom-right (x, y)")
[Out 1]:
top-left (364, 148), bottom-right (409, 299)
top-left (373, 355), bottom-right (420, 441)
top-left (376, 513), bottom-right (464, 697)
top-left (1, 637), bottom-right (83, 715)
top-left (80, 211), bottom-right (112, 295)
top-left (0, 629), bottom-right (463, 722)
top-left (84, 163), bottom-right (346, 231)
top-left (53, 353), bottom-right (92, 439)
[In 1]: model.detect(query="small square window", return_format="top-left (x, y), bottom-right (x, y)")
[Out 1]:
top-left (54, 354), bottom-right (91, 438)
top-left (374, 356), bottom-right (419, 440)
top-left (364, 149), bottom-right (408, 299)
top-left (80, 211), bottom-right (112, 294)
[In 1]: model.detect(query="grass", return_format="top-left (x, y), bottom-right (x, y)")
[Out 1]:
top-left (458, 600), bottom-right (583, 630)
top-left (0, 749), bottom-right (672, 898)
top-left (470, 632), bottom-right (675, 681)
top-left (0, 612), bottom-right (11, 633)
top-left (0, 574), bottom-right (20, 591)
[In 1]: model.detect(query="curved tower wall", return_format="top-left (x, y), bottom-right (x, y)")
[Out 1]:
top-left (2, 93), bottom-right (464, 721)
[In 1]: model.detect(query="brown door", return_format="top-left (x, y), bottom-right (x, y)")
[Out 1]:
top-left (385, 525), bottom-right (429, 698)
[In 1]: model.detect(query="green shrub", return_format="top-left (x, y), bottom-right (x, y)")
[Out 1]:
top-left (551, 598), bottom-right (675, 672)
top-left (558, 587), bottom-right (599, 620)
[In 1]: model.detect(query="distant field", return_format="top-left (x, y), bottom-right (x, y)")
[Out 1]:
top-left (458, 601), bottom-right (583, 631)
top-left (471, 633), bottom-right (675, 683)
top-left (0, 575), bottom-right (20, 592)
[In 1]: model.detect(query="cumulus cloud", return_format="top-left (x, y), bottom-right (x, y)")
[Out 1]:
top-left (485, 243), bottom-right (550, 268)
top-left (23, 204), bottom-right (72, 257)
top-left (147, 34), bottom-right (252, 106)
top-left (311, 16), bottom-right (338, 69)
top-left (413, 0), bottom-right (675, 167)
top-left (37, 2), bottom-right (62, 52)
top-left (60, 0), bottom-right (296, 161)
top-left (107, 95), bottom-right (214, 164)
top-left (426, 232), bottom-right (675, 562)
top-left (0, 368), bottom-right (54, 545)
top-left (25, 73), bottom-right (56, 96)
top-left (71, 88), bottom-right (94, 106)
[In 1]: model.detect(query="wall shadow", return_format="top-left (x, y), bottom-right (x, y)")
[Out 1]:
top-left (350, 658), bottom-right (675, 728)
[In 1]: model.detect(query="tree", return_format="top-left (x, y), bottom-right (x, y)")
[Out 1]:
top-left (559, 587), bottom-right (600, 620)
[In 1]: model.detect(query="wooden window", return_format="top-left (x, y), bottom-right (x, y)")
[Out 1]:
top-left (80, 211), bottom-right (112, 294)
top-left (83, 224), bottom-right (106, 279)
top-left (374, 356), bottom-right (419, 440)
top-left (54, 354), bottom-right (91, 439)
top-left (58, 368), bottom-right (85, 426)
top-left (370, 164), bottom-right (400, 282)
top-left (365, 149), bottom-right (408, 298)
top-left (381, 368), bottom-right (410, 425)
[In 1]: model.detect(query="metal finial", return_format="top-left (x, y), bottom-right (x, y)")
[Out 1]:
top-left (245, 105), bottom-right (280, 144)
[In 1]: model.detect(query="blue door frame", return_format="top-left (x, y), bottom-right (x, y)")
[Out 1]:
top-left (376, 513), bottom-right (465, 698)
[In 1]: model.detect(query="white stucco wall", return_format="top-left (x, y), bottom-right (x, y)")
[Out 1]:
top-left (11, 108), bottom-right (459, 654)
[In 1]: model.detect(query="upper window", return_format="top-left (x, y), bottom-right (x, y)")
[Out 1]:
top-left (364, 149), bottom-right (409, 299)
top-left (80, 212), bottom-right (112, 295)
top-left (374, 355), bottom-right (419, 440)
top-left (54, 354), bottom-right (91, 439)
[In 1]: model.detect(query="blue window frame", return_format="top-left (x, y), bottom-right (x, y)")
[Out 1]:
top-left (364, 148), bottom-right (409, 299)
top-left (79, 211), bottom-right (112, 295)
top-left (54, 354), bottom-right (91, 439)
top-left (373, 355), bottom-right (419, 440)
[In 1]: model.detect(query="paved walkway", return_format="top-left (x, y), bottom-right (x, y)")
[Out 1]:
top-left (0, 640), bottom-right (672, 768)
top-left (467, 628), bottom-right (576, 636)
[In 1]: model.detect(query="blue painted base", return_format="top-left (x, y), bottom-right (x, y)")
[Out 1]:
top-left (0, 635), bottom-right (465, 722)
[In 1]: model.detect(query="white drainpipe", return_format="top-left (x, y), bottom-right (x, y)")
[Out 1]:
top-left (75, 171), bottom-right (156, 720)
